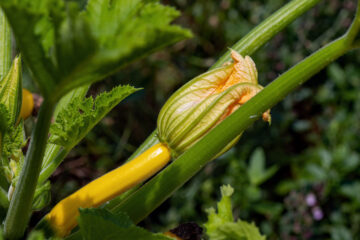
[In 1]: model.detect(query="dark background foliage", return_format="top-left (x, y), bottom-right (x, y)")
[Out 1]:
top-left (25, 0), bottom-right (360, 239)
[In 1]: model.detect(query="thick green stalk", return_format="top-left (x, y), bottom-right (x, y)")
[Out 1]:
top-left (4, 100), bottom-right (55, 239)
top-left (0, 133), bottom-right (3, 166)
top-left (38, 85), bottom-right (89, 184)
top-left (105, 0), bottom-right (322, 210)
top-left (111, 36), bottom-right (350, 223)
top-left (345, 0), bottom-right (360, 45)
top-left (211, 0), bottom-right (321, 68)
top-left (0, 6), bottom-right (11, 210)
top-left (0, 8), bottom-right (11, 80)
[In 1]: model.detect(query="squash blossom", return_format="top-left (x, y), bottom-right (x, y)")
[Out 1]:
top-left (43, 50), bottom-right (270, 237)
top-left (158, 50), bottom-right (270, 157)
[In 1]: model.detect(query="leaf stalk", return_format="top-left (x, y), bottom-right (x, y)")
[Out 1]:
top-left (4, 100), bottom-right (55, 239)
top-left (0, 8), bottom-right (11, 81)
top-left (345, 0), bottom-right (360, 45)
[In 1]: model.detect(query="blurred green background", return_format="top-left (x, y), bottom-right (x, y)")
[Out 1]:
top-left (25, 0), bottom-right (360, 239)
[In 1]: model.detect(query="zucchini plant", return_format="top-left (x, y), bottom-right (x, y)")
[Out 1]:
top-left (0, 0), bottom-right (359, 239)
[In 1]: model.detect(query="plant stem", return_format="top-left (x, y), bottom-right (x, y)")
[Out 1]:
top-left (4, 100), bottom-right (55, 239)
top-left (0, 7), bottom-right (11, 81)
top-left (37, 85), bottom-right (89, 184)
top-left (211, 0), bottom-right (321, 69)
top-left (112, 36), bottom-right (350, 223)
top-left (345, 0), bottom-right (360, 45)
top-left (0, 134), bottom-right (3, 169)
top-left (104, 0), bottom-right (322, 211)
top-left (0, 6), bottom-right (11, 210)
top-left (39, 146), bottom-right (69, 184)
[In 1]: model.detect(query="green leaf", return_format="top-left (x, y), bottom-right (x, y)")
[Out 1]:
top-left (1, 121), bottom-right (24, 184)
top-left (0, 106), bottom-right (24, 184)
top-left (0, 56), bottom-right (22, 126)
top-left (248, 148), bottom-right (278, 186)
top-left (217, 185), bottom-right (234, 222)
top-left (0, 0), bottom-right (59, 96)
top-left (78, 208), bottom-right (172, 240)
top-left (2, 121), bottom-right (24, 160)
top-left (212, 221), bottom-right (266, 240)
top-left (0, 104), bottom-right (9, 134)
top-left (0, 8), bottom-right (12, 81)
top-left (55, 0), bottom-right (192, 98)
top-left (39, 85), bottom-right (90, 183)
top-left (204, 185), bottom-right (265, 240)
top-left (0, 0), bottom-right (192, 99)
top-left (49, 85), bottom-right (139, 149)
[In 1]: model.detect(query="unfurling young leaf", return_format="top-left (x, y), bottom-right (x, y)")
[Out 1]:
top-left (49, 85), bottom-right (139, 149)
top-left (204, 185), bottom-right (266, 240)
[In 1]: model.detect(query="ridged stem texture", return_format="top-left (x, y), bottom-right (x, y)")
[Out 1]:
top-left (0, 8), bottom-right (11, 81)
top-left (4, 100), bottom-right (55, 239)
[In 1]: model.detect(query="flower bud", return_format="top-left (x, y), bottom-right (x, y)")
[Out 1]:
top-left (0, 56), bottom-right (22, 126)
top-left (158, 50), bottom-right (270, 157)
